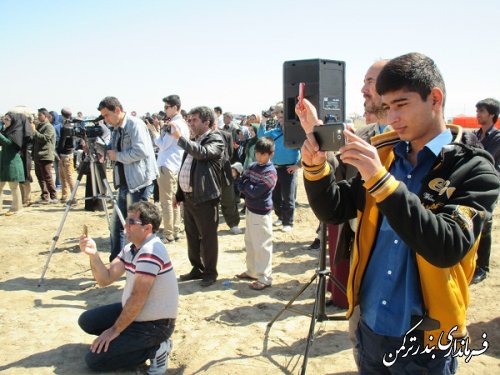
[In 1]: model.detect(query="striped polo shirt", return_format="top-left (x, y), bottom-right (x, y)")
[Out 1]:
top-left (118, 235), bottom-right (178, 321)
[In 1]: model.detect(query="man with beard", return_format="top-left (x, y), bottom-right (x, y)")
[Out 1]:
top-left (326, 60), bottom-right (391, 369)
top-left (359, 60), bottom-right (390, 135)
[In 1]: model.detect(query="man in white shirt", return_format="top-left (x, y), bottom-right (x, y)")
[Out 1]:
top-left (147, 95), bottom-right (190, 242)
top-left (214, 106), bottom-right (224, 129)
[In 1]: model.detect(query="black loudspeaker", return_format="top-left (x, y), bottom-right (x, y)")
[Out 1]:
top-left (283, 59), bottom-right (346, 148)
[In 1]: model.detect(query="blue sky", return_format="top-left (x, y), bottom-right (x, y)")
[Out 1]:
top-left (1, 0), bottom-right (498, 119)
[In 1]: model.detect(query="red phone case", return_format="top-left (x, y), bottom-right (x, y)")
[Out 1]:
top-left (299, 82), bottom-right (305, 102)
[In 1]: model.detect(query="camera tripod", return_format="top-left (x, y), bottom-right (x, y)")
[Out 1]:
top-left (37, 144), bottom-right (125, 287)
top-left (267, 222), bottom-right (347, 375)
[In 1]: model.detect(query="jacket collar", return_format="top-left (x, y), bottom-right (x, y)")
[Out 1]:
top-left (370, 124), bottom-right (463, 150)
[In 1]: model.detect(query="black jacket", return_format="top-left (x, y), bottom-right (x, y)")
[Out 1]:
top-left (175, 129), bottom-right (224, 204)
top-left (304, 125), bottom-right (500, 342)
top-left (57, 119), bottom-right (75, 155)
top-left (217, 129), bottom-right (234, 187)
top-left (305, 126), bottom-right (499, 268)
top-left (475, 126), bottom-right (500, 172)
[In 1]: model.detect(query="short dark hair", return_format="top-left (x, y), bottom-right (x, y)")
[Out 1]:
top-left (376, 53), bottom-right (446, 108)
top-left (476, 98), bottom-right (500, 123)
top-left (189, 106), bottom-right (215, 128)
top-left (214, 106), bottom-right (222, 114)
top-left (180, 109), bottom-right (188, 118)
top-left (128, 201), bottom-right (161, 233)
top-left (162, 94), bottom-right (181, 109)
top-left (97, 96), bottom-right (123, 112)
top-left (38, 108), bottom-right (49, 117)
top-left (255, 136), bottom-right (275, 154)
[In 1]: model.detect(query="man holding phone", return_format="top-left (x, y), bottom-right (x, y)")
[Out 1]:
top-left (171, 106), bottom-right (225, 287)
top-left (297, 53), bottom-right (499, 373)
top-left (147, 95), bottom-right (190, 243)
top-left (336, 59), bottom-right (391, 369)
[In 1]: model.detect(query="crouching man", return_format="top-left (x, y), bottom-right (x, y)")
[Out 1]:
top-left (78, 201), bottom-right (178, 374)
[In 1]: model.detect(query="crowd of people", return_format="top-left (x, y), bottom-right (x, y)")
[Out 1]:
top-left (1, 51), bottom-right (499, 374)
top-left (0, 96), bottom-right (300, 373)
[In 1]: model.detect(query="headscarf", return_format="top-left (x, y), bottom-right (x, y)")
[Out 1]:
top-left (246, 123), bottom-right (259, 147)
top-left (3, 112), bottom-right (27, 150)
top-left (49, 111), bottom-right (62, 126)
top-left (49, 110), bottom-right (63, 143)
top-left (7, 106), bottom-right (34, 143)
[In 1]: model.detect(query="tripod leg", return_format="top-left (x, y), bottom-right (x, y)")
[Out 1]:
top-left (300, 272), bottom-right (326, 375)
top-left (38, 163), bottom-right (87, 287)
top-left (267, 273), bottom-right (317, 328)
top-left (95, 163), bottom-right (125, 227)
top-left (316, 222), bottom-right (329, 319)
top-left (92, 162), bottom-right (112, 228)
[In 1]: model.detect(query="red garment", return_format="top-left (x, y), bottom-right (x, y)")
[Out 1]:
top-left (327, 224), bottom-right (349, 308)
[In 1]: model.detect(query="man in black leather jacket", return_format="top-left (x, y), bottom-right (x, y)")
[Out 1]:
top-left (172, 106), bottom-right (225, 287)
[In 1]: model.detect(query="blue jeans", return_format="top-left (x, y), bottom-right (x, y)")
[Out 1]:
top-left (110, 184), bottom-right (153, 261)
top-left (78, 303), bottom-right (175, 372)
top-left (272, 166), bottom-right (297, 226)
top-left (356, 319), bottom-right (457, 374)
top-left (54, 159), bottom-right (61, 187)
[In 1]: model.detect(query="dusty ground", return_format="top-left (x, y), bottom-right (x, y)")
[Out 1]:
top-left (0, 170), bottom-right (498, 374)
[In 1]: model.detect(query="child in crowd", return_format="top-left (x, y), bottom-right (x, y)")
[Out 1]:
top-left (236, 137), bottom-right (277, 290)
top-left (231, 162), bottom-right (244, 204)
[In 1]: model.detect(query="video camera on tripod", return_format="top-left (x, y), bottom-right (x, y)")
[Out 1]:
top-left (60, 115), bottom-right (105, 139)
top-left (61, 115), bottom-right (110, 161)
top-left (38, 115), bottom-right (122, 287)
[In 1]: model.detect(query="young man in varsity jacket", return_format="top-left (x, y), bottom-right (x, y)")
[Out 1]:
top-left (296, 52), bottom-right (500, 374)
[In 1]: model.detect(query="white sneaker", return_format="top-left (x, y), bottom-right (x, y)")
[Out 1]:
top-left (230, 226), bottom-right (242, 235)
top-left (273, 219), bottom-right (282, 226)
top-left (282, 225), bottom-right (293, 233)
top-left (148, 338), bottom-right (172, 374)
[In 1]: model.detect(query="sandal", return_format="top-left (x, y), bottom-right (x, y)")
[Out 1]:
top-left (249, 281), bottom-right (271, 290)
top-left (235, 272), bottom-right (257, 280)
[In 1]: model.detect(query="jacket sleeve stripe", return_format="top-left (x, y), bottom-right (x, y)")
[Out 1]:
top-left (363, 167), bottom-right (400, 202)
top-left (302, 161), bottom-right (331, 181)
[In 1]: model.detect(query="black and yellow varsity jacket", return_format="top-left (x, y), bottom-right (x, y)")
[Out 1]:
top-left (303, 125), bottom-right (499, 345)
